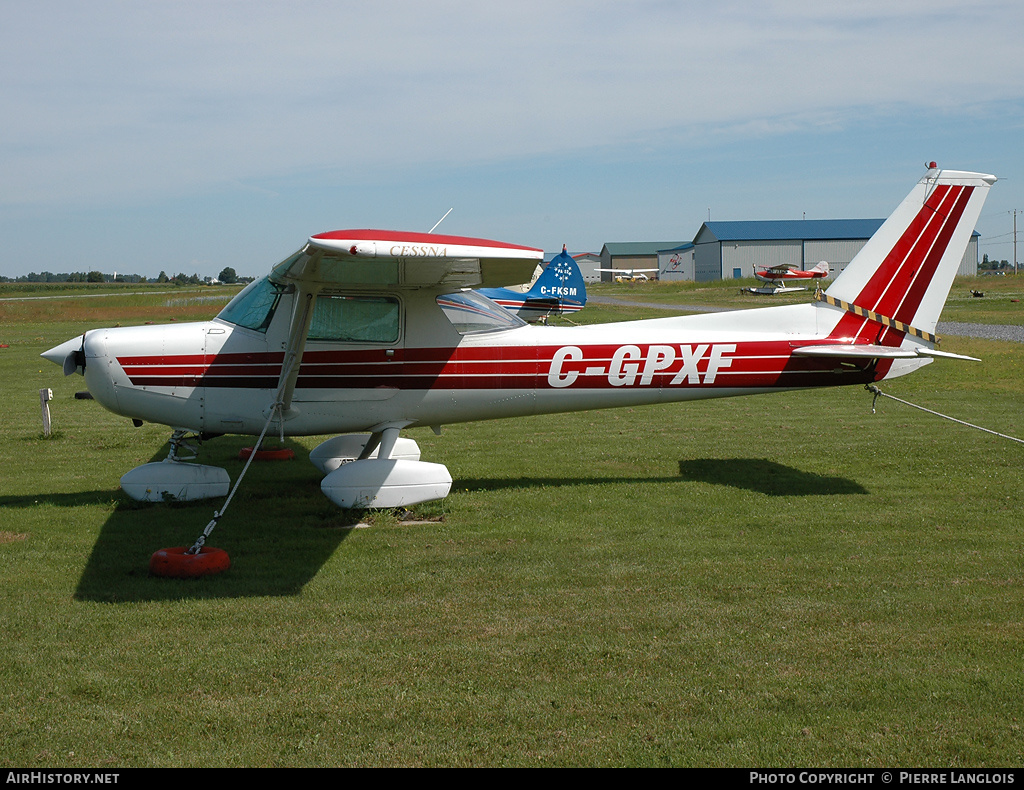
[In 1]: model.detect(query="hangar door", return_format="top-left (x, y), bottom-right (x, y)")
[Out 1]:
top-left (722, 240), bottom-right (802, 280)
top-left (803, 240), bottom-right (866, 279)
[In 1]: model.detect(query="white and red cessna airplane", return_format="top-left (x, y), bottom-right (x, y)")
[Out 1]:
top-left (752, 260), bottom-right (830, 294)
top-left (43, 166), bottom-right (995, 512)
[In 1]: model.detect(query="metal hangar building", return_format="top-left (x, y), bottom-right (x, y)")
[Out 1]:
top-left (599, 241), bottom-right (688, 282)
top-left (688, 219), bottom-right (980, 282)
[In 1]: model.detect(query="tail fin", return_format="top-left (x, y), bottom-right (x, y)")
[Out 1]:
top-left (825, 167), bottom-right (996, 338)
top-left (810, 260), bottom-right (829, 276)
top-left (528, 245), bottom-right (587, 312)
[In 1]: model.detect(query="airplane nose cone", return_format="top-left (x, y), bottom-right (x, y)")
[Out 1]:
top-left (41, 335), bottom-right (86, 375)
top-left (41, 336), bottom-right (81, 366)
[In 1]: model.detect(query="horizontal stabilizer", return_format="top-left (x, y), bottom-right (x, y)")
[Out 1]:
top-left (793, 344), bottom-right (979, 361)
top-left (915, 348), bottom-right (980, 361)
top-left (792, 344), bottom-right (917, 359)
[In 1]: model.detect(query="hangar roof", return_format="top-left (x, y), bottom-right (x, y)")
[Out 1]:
top-left (602, 241), bottom-right (688, 256)
top-left (657, 242), bottom-right (695, 253)
top-left (696, 219), bottom-right (884, 243)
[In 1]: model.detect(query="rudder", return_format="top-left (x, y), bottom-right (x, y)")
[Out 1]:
top-left (825, 167), bottom-right (996, 338)
top-left (529, 245), bottom-right (587, 313)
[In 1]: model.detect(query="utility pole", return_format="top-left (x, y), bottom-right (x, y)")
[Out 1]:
top-left (1013, 210), bottom-right (1018, 275)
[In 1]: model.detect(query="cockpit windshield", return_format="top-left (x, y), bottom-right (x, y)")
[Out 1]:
top-left (216, 276), bottom-right (287, 333)
top-left (437, 291), bottom-right (525, 334)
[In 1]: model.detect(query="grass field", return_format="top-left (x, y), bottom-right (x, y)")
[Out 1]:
top-left (1, 280), bottom-right (1022, 767)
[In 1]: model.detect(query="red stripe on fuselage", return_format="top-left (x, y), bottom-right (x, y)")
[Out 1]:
top-left (118, 341), bottom-right (880, 392)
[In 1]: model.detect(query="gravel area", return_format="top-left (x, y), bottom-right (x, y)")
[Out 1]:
top-left (936, 322), bottom-right (1024, 343)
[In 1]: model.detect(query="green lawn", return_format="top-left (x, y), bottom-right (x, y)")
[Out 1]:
top-left (1, 282), bottom-right (1021, 767)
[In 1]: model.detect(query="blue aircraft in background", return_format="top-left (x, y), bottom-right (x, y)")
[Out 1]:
top-left (476, 245), bottom-right (587, 323)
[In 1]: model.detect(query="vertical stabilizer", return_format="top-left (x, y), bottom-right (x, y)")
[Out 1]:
top-left (825, 167), bottom-right (996, 337)
top-left (527, 245), bottom-right (587, 311)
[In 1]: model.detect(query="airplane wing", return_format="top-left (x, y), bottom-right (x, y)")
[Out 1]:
top-left (271, 229), bottom-right (544, 291)
top-left (254, 229), bottom-right (544, 415)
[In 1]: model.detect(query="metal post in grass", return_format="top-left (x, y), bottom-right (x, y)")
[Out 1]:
top-left (40, 388), bottom-right (52, 437)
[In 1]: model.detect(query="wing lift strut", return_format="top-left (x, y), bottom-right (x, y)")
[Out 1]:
top-left (176, 249), bottom-right (453, 568)
top-left (184, 258), bottom-right (322, 558)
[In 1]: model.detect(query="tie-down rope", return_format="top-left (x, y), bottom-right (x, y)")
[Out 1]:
top-left (866, 384), bottom-right (1024, 446)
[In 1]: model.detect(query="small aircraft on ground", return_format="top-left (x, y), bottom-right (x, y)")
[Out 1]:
top-left (748, 261), bottom-right (830, 294)
top-left (43, 167), bottom-right (994, 523)
top-left (475, 245), bottom-right (586, 322)
top-left (597, 267), bottom-right (659, 282)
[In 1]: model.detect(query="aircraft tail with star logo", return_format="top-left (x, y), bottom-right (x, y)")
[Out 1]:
top-left (477, 245), bottom-right (587, 323)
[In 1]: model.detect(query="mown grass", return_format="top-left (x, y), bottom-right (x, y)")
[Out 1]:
top-left (0, 284), bottom-right (240, 328)
top-left (1, 281), bottom-right (1022, 767)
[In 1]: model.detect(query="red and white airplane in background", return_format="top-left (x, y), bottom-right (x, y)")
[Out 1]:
top-left (752, 260), bottom-right (830, 293)
top-left (43, 166), bottom-right (994, 514)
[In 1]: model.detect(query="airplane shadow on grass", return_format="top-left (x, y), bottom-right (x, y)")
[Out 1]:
top-left (676, 458), bottom-right (869, 497)
top-left (453, 458), bottom-right (868, 497)
top-left (57, 438), bottom-right (362, 604)
top-left (33, 447), bottom-right (864, 603)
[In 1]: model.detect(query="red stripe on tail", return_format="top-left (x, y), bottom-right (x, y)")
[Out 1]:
top-left (891, 186), bottom-right (973, 324)
top-left (855, 185), bottom-right (954, 315)
top-left (827, 182), bottom-right (975, 346)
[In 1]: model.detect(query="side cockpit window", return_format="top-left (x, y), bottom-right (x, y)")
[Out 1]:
top-left (309, 295), bottom-right (400, 343)
top-left (216, 276), bottom-right (286, 333)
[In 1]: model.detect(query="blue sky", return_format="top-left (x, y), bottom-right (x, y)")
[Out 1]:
top-left (2, 1), bottom-right (1023, 279)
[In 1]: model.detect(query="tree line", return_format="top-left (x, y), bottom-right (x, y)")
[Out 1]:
top-left (0, 267), bottom-right (247, 285)
top-left (980, 254), bottom-right (1015, 270)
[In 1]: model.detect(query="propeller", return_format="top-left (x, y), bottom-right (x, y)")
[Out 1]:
top-left (62, 335), bottom-right (86, 376)
top-left (41, 334), bottom-right (87, 376)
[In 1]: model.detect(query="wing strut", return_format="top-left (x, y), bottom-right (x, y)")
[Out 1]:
top-left (275, 289), bottom-right (316, 423)
top-left (273, 250), bottom-right (324, 423)
top-left (185, 254), bottom-right (324, 555)
top-left (185, 389), bottom-right (284, 555)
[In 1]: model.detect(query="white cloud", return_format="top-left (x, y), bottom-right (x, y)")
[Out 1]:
top-left (1, 1), bottom-right (1022, 216)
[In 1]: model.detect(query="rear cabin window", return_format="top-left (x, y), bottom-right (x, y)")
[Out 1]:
top-left (308, 294), bottom-right (400, 343)
top-left (437, 291), bottom-right (525, 334)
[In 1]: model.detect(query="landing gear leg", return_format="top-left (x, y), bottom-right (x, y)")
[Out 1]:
top-left (167, 428), bottom-right (200, 462)
top-left (119, 429), bottom-right (230, 502)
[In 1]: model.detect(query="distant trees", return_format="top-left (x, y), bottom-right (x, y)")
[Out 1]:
top-left (0, 270), bottom-right (143, 283)
top-left (980, 253), bottom-right (1011, 270)
top-left (0, 267), bottom-right (238, 284)
top-left (169, 273), bottom-right (203, 285)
